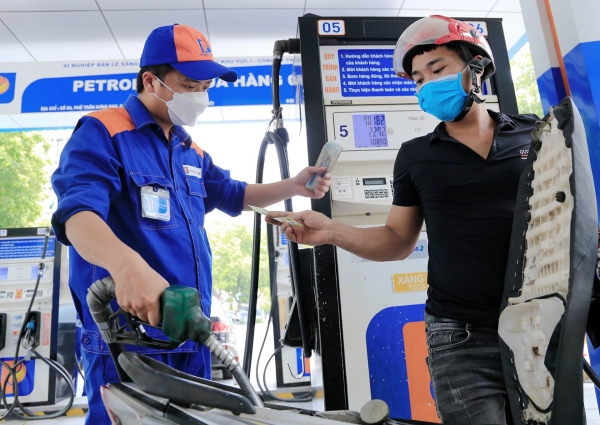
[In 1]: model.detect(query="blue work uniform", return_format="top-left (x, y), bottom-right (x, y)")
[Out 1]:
top-left (51, 95), bottom-right (247, 424)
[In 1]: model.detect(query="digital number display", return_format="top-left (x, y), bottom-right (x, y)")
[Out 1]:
top-left (352, 114), bottom-right (388, 148)
top-left (363, 177), bottom-right (386, 186)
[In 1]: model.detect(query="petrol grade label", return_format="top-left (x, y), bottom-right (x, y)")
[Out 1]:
top-left (393, 272), bottom-right (428, 293)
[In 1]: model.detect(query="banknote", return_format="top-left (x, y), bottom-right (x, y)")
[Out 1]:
top-left (248, 205), bottom-right (303, 227)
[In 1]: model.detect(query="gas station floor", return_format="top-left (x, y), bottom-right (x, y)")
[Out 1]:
top-left (2, 383), bottom-right (600, 424)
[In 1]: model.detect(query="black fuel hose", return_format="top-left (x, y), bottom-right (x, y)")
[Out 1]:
top-left (243, 37), bottom-right (312, 379)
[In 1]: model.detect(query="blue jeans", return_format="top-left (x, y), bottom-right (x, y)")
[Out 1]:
top-left (425, 321), bottom-right (512, 425)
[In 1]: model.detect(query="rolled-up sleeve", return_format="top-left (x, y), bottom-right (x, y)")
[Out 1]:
top-left (201, 152), bottom-right (247, 216)
top-left (51, 117), bottom-right (122, 245)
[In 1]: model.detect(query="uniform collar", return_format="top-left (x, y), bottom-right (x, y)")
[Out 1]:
top-left (124, 95), bottom-right (192, 147)
top-left (124, 95), bottom-right (157, 130)
top-left (429, 109), bottom-right (517, 144)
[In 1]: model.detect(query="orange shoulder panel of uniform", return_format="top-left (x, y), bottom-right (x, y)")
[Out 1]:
top-left (190, 141), bottom-right (204, 158)
top-left (87, 108), bottom-right (135, 137)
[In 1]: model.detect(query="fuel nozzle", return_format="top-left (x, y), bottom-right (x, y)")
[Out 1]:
top-left (160, 287), bottom-right (237, 375)
top-left (161, 285), bottom-right (213, 344)
top-left (160, 286), bottom-right (263, 407)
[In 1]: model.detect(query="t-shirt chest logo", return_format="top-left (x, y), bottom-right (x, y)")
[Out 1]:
top-left (520, 149), bottom-right (529, 159)
top-left (183, 165), bottom-right (202, 178)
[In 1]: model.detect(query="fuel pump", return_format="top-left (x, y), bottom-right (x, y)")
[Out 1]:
top-left (0, 229), bottom-right (61, 404)
top-left (0, 227), bottom-right (72, 421)
top-left (296, 15), bottom-right (518, 420)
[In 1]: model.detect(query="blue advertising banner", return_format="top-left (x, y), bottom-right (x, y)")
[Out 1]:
top-left (21, 73), bottom-right (137, 113)
top-left (207, 63), bottom-right (297, 107)
top-left (7, 60), bottom-right (297, 114)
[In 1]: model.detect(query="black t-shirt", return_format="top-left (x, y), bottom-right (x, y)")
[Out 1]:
top-left (393, 110), bottom-right (539, 327)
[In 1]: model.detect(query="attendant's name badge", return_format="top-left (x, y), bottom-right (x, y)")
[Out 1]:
top-left (183, 165), bottom-right (202, 179)
top-left (141, 186), bottom-right (171, 221)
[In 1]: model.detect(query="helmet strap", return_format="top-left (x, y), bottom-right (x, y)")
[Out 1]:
top-left (467, 57), bottom-right (491, 93)
top-left (452, 91), bottom-right (485, 122)
top-left (451, 45), bottom-right (491, 122)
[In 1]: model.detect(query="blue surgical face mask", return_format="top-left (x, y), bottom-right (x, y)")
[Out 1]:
top-left (415, 68), bottom-right (469, 122)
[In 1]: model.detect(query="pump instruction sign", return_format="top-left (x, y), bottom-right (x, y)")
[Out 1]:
top-left (0, 238), bottom-right (56, 260)
top-left (338, 49), bottom-right (414, 97)
top-left (320, 46), bottom-right (416, 103)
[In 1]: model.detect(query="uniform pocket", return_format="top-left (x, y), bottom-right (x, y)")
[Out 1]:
top-left (185, 176), bottom-right (207, 228)
top-left (129, 172), bottom-right (178, 230)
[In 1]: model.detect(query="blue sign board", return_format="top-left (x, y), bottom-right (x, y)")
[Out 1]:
top-left (338, 49), bottom-right (416, 97)
top-left (20, 64), bottom-right (297, 113)
top-left (22, 73), bottom-right (136, 113)
top-left (211, 64), bottom-right (297, 106)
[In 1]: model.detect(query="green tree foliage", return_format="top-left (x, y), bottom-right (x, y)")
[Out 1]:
top-left (207, 223), bottom-right (271, 309)
top-left (510, 45), bottom-right (544, 118)
top-left (0, 132), bottom-right (50, 228)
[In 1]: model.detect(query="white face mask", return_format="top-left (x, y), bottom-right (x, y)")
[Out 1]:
top-left (153, 77), bottom-right (209, 127)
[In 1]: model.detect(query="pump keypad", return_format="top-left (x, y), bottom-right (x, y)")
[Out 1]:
top-left (364, 189), bottom-right (389, 198)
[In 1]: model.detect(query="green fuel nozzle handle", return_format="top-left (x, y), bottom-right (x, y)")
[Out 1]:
top-left (160, 285), bottom-right (213, 344)
top-left (161, 285), bottom-right (265, 407)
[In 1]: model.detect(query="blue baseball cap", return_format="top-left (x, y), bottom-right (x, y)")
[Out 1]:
top-left (140, 24), bottom-right (237, 82)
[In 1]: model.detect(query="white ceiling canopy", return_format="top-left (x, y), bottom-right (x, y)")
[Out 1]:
top-left (0, 0), bottom-right (525, 130)
top-left (1, 0), bottom-right (525, 63)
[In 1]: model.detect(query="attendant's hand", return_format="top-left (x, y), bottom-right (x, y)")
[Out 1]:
top-left (110, 251), bottom-right (169, 326)
top-left (292, 166), bottom-right (332, 199)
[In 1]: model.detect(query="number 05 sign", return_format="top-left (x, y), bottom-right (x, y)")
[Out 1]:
top-left (318, 20), bottom-right (346, 36)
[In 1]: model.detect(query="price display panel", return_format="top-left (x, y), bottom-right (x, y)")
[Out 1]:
top-left (352, 114), bottom-right (388, 148)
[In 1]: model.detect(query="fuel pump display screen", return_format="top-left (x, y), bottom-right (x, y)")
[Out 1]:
top-left (363, 177), bottom-right (386, 186)
top-left (352, 114), bottom-right (388, 148)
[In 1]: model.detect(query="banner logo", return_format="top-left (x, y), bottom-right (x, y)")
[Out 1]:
top-left (367, 304), bottom-right (439, 421)
top-left (0, 357), bottom-right (36, 397)
top-left (0, 73), bottom-right (16, 104)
